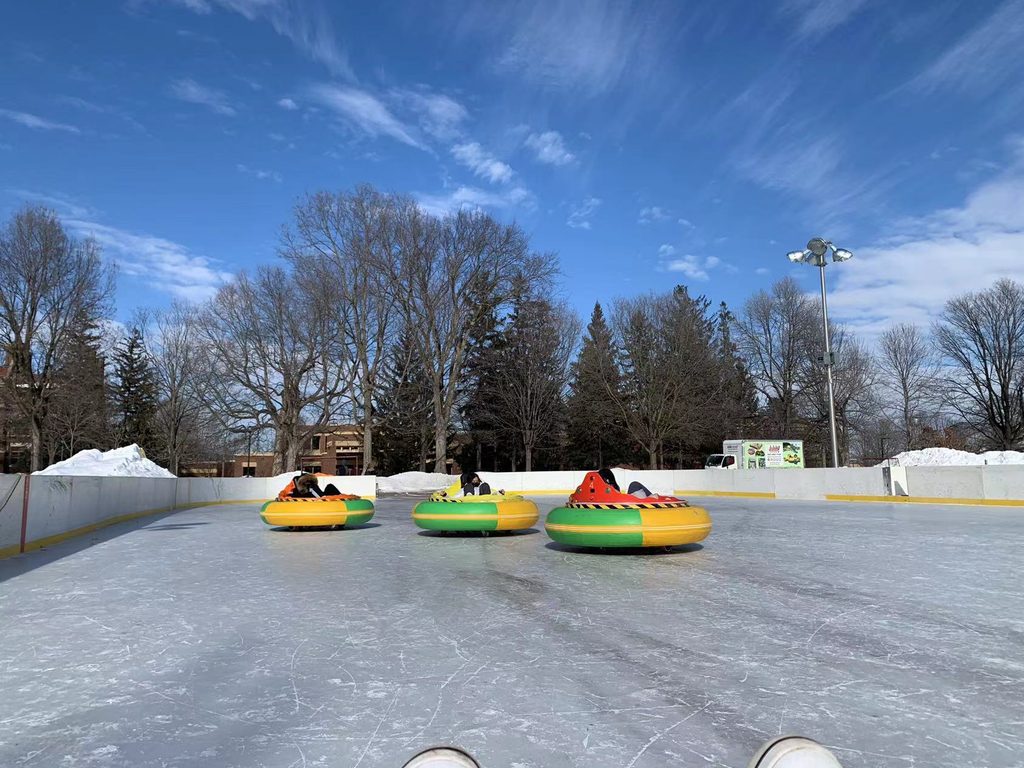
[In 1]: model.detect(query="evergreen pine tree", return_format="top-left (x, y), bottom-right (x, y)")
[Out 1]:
top-left (458, 300), bottom-right (507, 471)
top-left (46, 314), bottom-right (110, 461)
top-left (475, 295), bottom-right (576, 471)
top-left (716, 301), bottom-right (759, 439)
top-left (566, 303), bottom-right (628, 468)
top-left (112, 327), bottom-right (158, 451)
top-left (374, 330), bottom-right (435, 474)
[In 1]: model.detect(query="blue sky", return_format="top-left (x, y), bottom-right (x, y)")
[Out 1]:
top-left (2, 0), bottom-right (1023, 336)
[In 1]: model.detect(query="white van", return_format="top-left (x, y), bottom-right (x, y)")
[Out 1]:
top-left (705, 453), bottom-right (737, 469)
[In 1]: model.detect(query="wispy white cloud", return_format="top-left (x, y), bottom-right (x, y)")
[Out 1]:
top-left (734, 135), bottom-right (841, 197)
top-left (755, 267), bottom-right (770, 275)
top-left (781, 0), bottom-right (872, 37)
top-left (525, 130), bottom-right (575, 166)
top-left (0, 108), bottom-right (80, 134)
top-left (67, 218), bottom-right (232, 302)
top-left (567, 197), bottom-right (601, 229)
top-left (176, 27), bottom-right (219, 44)
top-left (55, 96), bottom-right (107, 113)
top-left (55, 95), bottom-right (147, 133)
top-left (723, 63), bottom-right (904, 219)
top-left (7, 188), bottom-right (94, 218)
top-left (392, 89), bottom-right (468, 141)
top-left (20, 182), bottom-right (231, 301)
top-left (416, 185), bottom-right (531, 217)
top-left (236, 163), bottom-right (282, 182)
top-left (638, 206), bottom-right (670, 224)
top-left (449, 0), bottom-right (681, 94)
top-left (829, 140), bottom-right (1024, 336)
top-left (308, 84), bottom-right (421, 149)
top-left (236, 76), bottom-right (262, 92)
top-left (909, 0), bottom-right (1024, 96)
top-left (450, 142), bottom-right (513, 184)
top-left (268, 132), bottom-right (295, 150)
top-left (277, 97), bottom-right (298, 110)
top-left (167, 0), bottom-right (211, 11)
top-left (169, 78), bottom-right (236, 116)
top-left (164, 0), bottom-right (352, 79)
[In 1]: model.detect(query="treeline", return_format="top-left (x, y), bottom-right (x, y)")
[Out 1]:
top-left (2, 188), bottom-right (1022, 475)
top-left (0, 206), bottom-right (236, 472)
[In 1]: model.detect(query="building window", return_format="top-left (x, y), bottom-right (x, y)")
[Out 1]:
top-left (311, 435), bottom-right (321, 451)
top-left (301, 464), bottom-right (321, 475)
top-left (242, 466), bottom-right (256, 477)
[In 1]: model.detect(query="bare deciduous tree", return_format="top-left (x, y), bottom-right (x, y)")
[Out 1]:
top-left (0, 206), bottom-right (115, 470)
top-left (800, 328), bottom-right (877, 464)
top-left (140, 304), bottom-right (207, 475)
top-left (935, 278), bottom-right (1024, 449)
top-left (383, 205), bottom-right (548, 472)
top-left (877, 322), bottom-right (937, 451)
top-left (282, 187), bottom-right (400, 473)
top-left (195, 266), bottom-right (355, 474)
top-left (737, 277), bottom-right (817, 436)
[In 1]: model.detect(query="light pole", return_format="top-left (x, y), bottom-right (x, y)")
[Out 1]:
top-left (787, 237), bottom-right (853, 468)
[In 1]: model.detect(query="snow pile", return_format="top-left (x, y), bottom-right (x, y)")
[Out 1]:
top-left (34, 444), bottom-right (176, 478)
top-left (882, 447), bottom-right (1024, 467)
top-left (377, 471), bottom-right (455, 494)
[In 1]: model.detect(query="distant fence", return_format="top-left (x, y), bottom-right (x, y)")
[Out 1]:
top-left (0, 474), bottom-right (375, 559)
top-left (3, 466), bottom-right (1022, 560)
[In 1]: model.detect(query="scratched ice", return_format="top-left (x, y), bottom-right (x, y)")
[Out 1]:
top-left (0, 497), bottom-right (1021, 767)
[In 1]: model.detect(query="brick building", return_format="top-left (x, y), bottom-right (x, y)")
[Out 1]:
top-left (179, 424), bottom-right (367, 478)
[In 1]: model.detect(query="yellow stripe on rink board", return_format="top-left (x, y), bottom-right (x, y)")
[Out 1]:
top-left (673, 490), bottom-right (776, 499)
top-left (825, 494), bottom-right (1024, 507)
top-left (0, 543), bottom-right (23, 559)
top-left (0, 498), bottom-right (303, 560)
top-left (10, 506), bottom-right (179, 557)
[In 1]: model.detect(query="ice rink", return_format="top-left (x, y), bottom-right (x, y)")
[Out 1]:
top-left (1, 495), bottom-right (1022, 767)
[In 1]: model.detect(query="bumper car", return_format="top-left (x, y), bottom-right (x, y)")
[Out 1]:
top-left (260, 473), bottom-right (374, 529)
top-left (545, 471), bottom-right (711, 548)
top-left (413, 480), bottom-right (539, 533)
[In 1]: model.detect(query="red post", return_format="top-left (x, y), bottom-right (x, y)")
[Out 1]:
top-left (19, 473), bottom-right (31, 554)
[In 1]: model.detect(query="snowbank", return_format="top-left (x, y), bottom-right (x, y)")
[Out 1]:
top-left (34, 444), bottom-right (176, 478)
top-left (377, 471), bottom-right (455, 494)
top-left (882, 447), bottom-right (1024, 467)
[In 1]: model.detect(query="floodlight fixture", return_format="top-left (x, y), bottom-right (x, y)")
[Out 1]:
top-left (787, 250), bottom-right (808, 263)
top-left (807, 237), bottom-right (829, 256)
top-left (832, 247), bottom-right (854, 262)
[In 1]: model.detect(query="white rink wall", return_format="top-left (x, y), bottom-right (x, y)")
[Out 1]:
top-left (473, 466), bottom-right (1024, 505)
top-left (1, 474), bottom-right (375, 557)
top-left (174, 475), bottom-right (375, 505)
top-left (0, 474), bottom-right (26, 557)
top-left (477, 467), bottom-right (886, 498)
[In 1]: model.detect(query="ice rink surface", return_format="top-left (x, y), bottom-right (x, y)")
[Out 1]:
top-left (1, 495), bottom-right (1022, 768)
